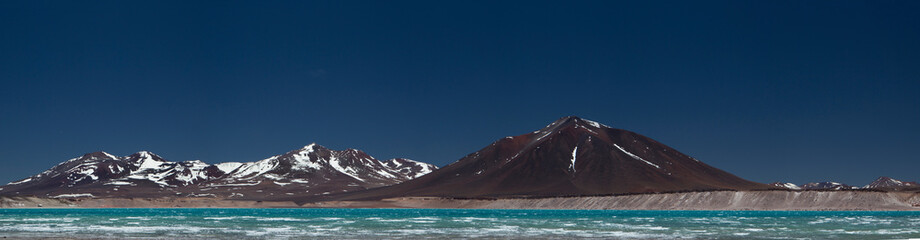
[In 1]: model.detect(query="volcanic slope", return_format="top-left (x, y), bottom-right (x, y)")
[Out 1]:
top-left (330, 116), bottom-right (772, 201)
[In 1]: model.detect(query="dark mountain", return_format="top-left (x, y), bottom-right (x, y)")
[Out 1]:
top-left (328, 116), bottom-right (773, 201)
top-left (863, 177), bottom-right (920, 191)
top-left (0, 144), bottom-right (437, 199)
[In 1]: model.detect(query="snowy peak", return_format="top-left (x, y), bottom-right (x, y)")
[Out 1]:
top-left (77, 151), bottom-right (120, 161)
top-left (769, 182), bottom-right (802, 190)
top-left (772, 178), bottom-right (919, 191)
top-left (5, 151), bottom-right (132, 188)
top-left (383, 158), bottom-right (438, 179)
top-left (224, 156), bottom-right (279, 180)
top-left (124, 151), bottom-right (169, 172)
top-left (327, 148), bottom-right (395, 182)
top-left (204, 143), bottom-right (435, 197)
top-left (1, 144), bottom-right (436, 198)
top-left (770, 177), bottom-right (920, 191)
top-left (533, 116), bottom-right (608, 136)
top-left (801, 182), bottom-right (857, 190)
top-left (120, 153), bottom-right (223, 187)
top-left (864, 177), bottom-right (919, 189)
top-left (126, 151), bottom-right (165, 161)
top-left (302, 143), bottom-right (317, 150)
top-left (514, 116), bottom-right (676, 174)
top-left (546, 116), bottom-right (600, 127)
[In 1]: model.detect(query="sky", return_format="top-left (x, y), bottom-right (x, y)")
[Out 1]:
top-left (1, 1), bottom-right (918, 186)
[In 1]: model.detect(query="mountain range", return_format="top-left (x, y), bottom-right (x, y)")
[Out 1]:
top-left (1, 116), bottom-right (915, 201)
top-left (770, 176), bottom-right (920, 191)
top-left (0, 144), bottom-right (436, 199)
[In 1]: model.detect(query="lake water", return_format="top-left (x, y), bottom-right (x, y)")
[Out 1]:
top-left (0, 208), bottom-right (918, 239)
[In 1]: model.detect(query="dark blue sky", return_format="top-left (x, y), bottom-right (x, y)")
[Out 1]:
top-left (1, 1), bottom-right (918, 186)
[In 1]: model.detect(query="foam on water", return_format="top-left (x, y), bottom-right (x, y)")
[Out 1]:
top-left (255, 217), bottom-right (311, 222)
top-left (0, 209), bottom-right (918, 239)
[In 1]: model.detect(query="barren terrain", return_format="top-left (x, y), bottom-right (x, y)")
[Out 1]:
top-left (4, 190), bottom-right (918, 210)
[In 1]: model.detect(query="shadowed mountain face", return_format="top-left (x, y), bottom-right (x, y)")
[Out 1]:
top-left (0, 144), bottom-right (437, 199)
top-left (330, 116), bottom-right (772, 201)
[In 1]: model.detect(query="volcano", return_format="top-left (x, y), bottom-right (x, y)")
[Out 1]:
top-left (863, 176), bottom-right (920, 191)
top-left (332, 116), bottom-right (772, 200)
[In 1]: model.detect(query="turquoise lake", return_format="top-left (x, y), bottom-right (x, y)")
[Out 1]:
top-left (0, 208), bottom-right (918, 239)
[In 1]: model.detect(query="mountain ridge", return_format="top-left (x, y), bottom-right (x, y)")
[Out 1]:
top-left (5, 116), bottom-right (913, 203)
top-left (0, 144), bottom-right (437, 199)
top-left (770, 176), bottom-right (920, 191)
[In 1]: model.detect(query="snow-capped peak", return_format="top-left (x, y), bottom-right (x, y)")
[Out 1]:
top-left (2, 144), bottom-right (438, 198)
top-left (101, 151), bottom-right (120, 160)
top-left (770, 182), bottom-right (802, 190)
top-left (134, 150), bottom-right (155, 156)
top-left (547, 116), bottom-right (610, 128)
top-left (864, 176), bottom-right (920, 189)
top-left (127, 151), bottom-right (168, 172)
top-left (532, 116), bottom-right (612, 139)
top-left (68, 151), bottom-right (120, 162)
top-left (383, 158), bottom-right (438, 179)
top-left (800, 181), bottom-right (857, 190)
top-left (581, 118), bottom-right (609, 129)
top-left (228, 155), bottom-right (280, 179)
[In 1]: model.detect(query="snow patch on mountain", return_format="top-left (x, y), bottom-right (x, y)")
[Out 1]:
top-left (329, 155), bottom-right (365, 182)
top-left (570, 146), bottom-right (578, 172)
top-left (770, 182), bottom-right (802, 190)
top-left (614, 144), bottom-right (660, 169)
top-left (801, 182), bottom-right (857, 190)
top-left (131, 151), bottom-right (168, 172)
top-left (383, 158), bottom-right (438, 179)
top-left (864, 177), bottom-right (920, 189)
top-left (582, 119), bottom-right (608, 128)
top-left (291, 145), bottom-right (322, 171)
top-left (104, 181), bottom-right (136, 186)
top-left (0, 143), bottom-right (440, 198)
top-left (215, 162), bottom-right (243, 173)
top-left (230, 156), bottom-right (280, 180)
top-left (49, 193), bottom-right (94, 198)
top-left (8, 177), bottom-right (32, 185)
